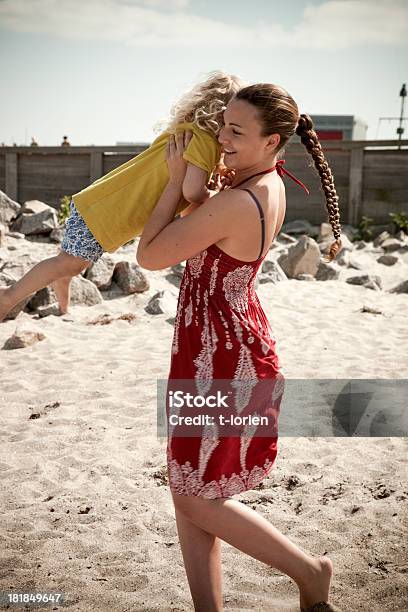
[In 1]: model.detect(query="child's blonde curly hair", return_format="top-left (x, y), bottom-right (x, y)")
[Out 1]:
top-left (153, 70), bottom-right (246, 137)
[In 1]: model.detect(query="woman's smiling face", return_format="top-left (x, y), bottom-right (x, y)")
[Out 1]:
top-left (218, 97), bottom-right (280, 170)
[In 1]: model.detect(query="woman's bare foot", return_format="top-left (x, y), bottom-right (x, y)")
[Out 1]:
top-left (0, 287), bottom-right (13, 322)
top-left (298, 555), bottom-right (333, 611)
top-left (51, 276), bottom-right (72, 314)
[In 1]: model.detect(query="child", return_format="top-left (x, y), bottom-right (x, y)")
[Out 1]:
top-left (0, 71), bottom-right (244, 321)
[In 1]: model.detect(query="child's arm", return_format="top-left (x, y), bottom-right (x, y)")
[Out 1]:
top-left (182, 163), bottom-right (213, 205)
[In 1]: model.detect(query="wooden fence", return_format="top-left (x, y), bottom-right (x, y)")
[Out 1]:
top-left (0, 140), bottom-right (407, 227)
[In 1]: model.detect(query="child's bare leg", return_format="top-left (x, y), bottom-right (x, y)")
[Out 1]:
top-left (175, 507), bottom-right (223, 612)
top-left (0, 251), bottom-right (90, 321)
top-left (50, 276), bottom-right (73, 314)
top-left (172, 493), bottom-right (333, 611)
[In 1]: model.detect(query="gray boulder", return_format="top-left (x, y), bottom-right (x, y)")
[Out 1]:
top-left (281, 219), bottom-right (319, 238)
top-left (11, 208), bottom-right (59, 235)
top-left (0, 272), bottom-right (34, 320)
top-left (373, 231), bottom-right (391, 247)
top-left (113, 261), bottom-right (150, 294)
top-left (346, 274), bottom-right (382, 291)
top-left (85, 255), bottom-right (116, 290)
top-left (259, 260), bottom-right (287, 284)
top-left (145, 290), bottom-right (177, 315)
top-left (277, 236), bottom-right (321, 278)
top-left (315, 261), bottom-right (341, 280)
top-left (69, 276), bottom-right (103, 306)
top-left (377, 254), bottom-right (400, 266)
top-left (0, 191), bottom-right (21, 226)
top-left (389, 280), bottom-right (408, 294)
top-left (2, 323), bottom-right (46, 350)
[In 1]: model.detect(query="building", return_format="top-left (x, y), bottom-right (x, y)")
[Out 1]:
top-left (292, 114), bottom-right (368, 141)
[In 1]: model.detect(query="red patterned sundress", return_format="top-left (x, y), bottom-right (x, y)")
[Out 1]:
top-left (166, 161), bottom-right (309, 499)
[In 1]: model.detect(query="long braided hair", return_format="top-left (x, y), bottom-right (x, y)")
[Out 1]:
top-left (236, 84), bottom-right (342, 262)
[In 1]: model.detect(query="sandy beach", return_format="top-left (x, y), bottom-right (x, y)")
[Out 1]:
top-left (1, 227), bottom-right (407, 611)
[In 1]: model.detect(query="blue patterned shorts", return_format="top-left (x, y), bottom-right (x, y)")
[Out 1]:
top-left (60, 198), bottom-right (105, 263)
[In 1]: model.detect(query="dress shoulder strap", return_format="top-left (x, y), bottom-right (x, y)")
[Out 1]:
top-left (240, 188), bottom-right (265, 260)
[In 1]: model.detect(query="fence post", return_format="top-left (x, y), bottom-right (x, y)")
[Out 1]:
top-left (90, 152), bottom-right (103, 183)
top-left (5, 152), bottom-right (18, 201)
top-left (348, 147), bottom-right (364, 226)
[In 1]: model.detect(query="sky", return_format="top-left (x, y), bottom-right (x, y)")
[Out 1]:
top-left (0, 0), bottom-right (407, 146)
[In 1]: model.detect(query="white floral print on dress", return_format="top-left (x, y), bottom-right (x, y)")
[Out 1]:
top-left (193, 289), bottom-right (219, 396)
top-left (222, 265), bottom-right (254, 314)
top-left (188, 249), bottom-right (207, 278)
top-left (167, 455), bottom-right (274, 499)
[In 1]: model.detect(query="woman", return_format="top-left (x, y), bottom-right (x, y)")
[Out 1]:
top-left (137, 83), bottom-right (342, 612)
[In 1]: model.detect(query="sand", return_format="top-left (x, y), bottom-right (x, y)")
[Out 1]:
top-left (0, 237), bottom-right (407, 611)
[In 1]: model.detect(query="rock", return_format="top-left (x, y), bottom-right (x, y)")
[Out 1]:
top-left (370, 224), bottom-right (395, 240)
top-left (0, 191), bottom-right (21, 226)
top-left (0, 247), bottom-right (10, 264)
top-left (85, 255), bottom-right (116, 290)
top-left (373, 231), bottom-right (391, 247)
top-left (377, 254), bottom-right (400, 266)
top-left (315, 261), bottom-right (341, 280)
top-left (27, 276), bottom-right (102, 309)
top-left (145, 290), bottom-right (177, 315)
top-left (347, 256), bottom-right (364, 270)
top-left (2, 254), bottom-right (42, 279)
top-left (281, 219), bottom-right (319, 238)
top-left (340, 224), bottom-right (359, 242)
top-left (0, 223), bottom-right (6, 247)
top-left (113, 261), bottom-right (150, 294)
top-left (354, 240), bottom-right (367, 250)
top-left (277, 236), bottom-right (321, 278)
top-left (317, 222), bottom-right (332, 242)
top-left (381, 238), bottom-right (404, 253)
top-left (346, 274), bottom-right (382, 291)
top-left (296, 273), bottom-right (316, 281)
top-left (318, 223), bottom-right (357, 243)
top-left (5, 231), bottom-right (25, 239)
top-left (319, 232), bottom-right (353, 257)
top-left (49, 228), bottom-right (65, 243)
top-left (395, 230), bottom-right (408, 243)
top-left (389, 280), bottom-right (408, 294)
top-left (27, 287), bottom-right (55, 311)
top-left (69, 276), bottom-right (103, 306)
top-left (275, 232), bottom-right (297, 245)
top-left (259, 260), bottom-right (287, 284)
top-left (336, 250), bottom-right (350, 266)
top-left (21, 200), bottom-right (53, 215)
top-left (2, 324), bottom-right (46, 349)
top-left (11, 208), bottom-right (59, 235)
top-left (0, 272), bottom-right (34, 320)
top-left (36, 303), bottom-right (62, 318)
top-left (171, 262), bottom-right (186, 278)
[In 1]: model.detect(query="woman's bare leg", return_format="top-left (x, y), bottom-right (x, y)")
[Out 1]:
top-left (0, 251), bottom-right (91, 321)
top-left (174, 506), bottom-right (223, 612)
top-left (172, 493), bottom-right (333, 610)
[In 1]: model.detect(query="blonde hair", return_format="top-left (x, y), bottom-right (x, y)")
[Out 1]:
top-left (153, 70), bottom-right (246, 137)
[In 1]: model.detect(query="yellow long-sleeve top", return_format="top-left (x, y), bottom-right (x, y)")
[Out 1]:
top-left (71, 122), bottom-right (221, 253)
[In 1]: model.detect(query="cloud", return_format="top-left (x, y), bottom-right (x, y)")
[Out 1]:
top-left (0, 0), bottom-right (406, 50)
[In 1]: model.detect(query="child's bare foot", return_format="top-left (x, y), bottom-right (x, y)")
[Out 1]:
top-left (0, 287), bottom-right (13, 322)
top-left (51, 276), bottom-right (72, 314)
top-left (298, 555), bottom-right (333, 611)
